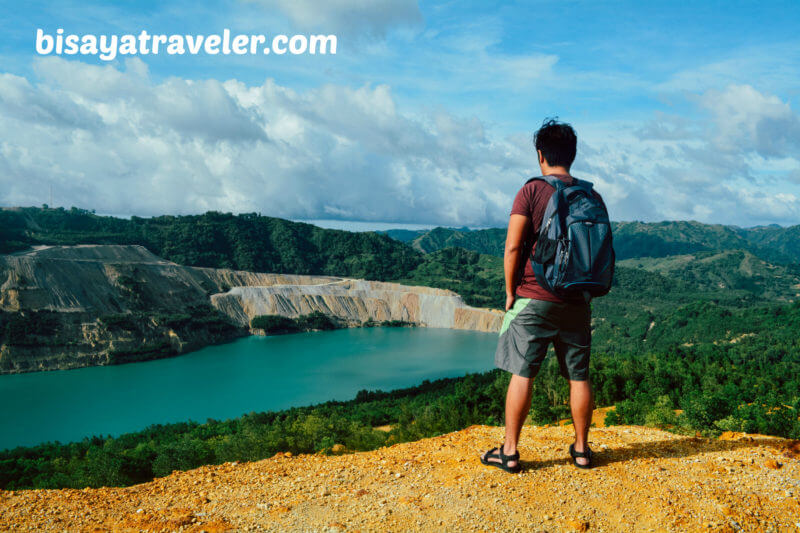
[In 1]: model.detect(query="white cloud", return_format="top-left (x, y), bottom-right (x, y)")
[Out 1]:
top-left (698, 84), bottom-right (800, 158)
top-left (1, 59), bottom-right (799, 228)
top-left (575, 84), bottom-right (800, 226)
top-left (0, 57), bottom-right (532, 225)
top-left (0, 73), bottom-right (101, 129)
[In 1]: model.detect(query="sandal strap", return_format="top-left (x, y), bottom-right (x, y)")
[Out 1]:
top-left (499, 442), bottom-right (519, 464)
top-left (501, 449), bottom-right (520, 461)
top-left (483, 446), bottom-right (502, 461)
top-left (484, 443), bottom-right (520, 469)
top-left (571, 444), bottom-right (592, 458)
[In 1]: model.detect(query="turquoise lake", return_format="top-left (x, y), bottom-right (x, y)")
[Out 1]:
top-left (0, 327), bottom-right (498, 450)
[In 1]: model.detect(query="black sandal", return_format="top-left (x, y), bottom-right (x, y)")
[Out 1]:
top-left (480, 442), bottom-right (521, 473)
top-left (569, 443), bottom-right (593, 469)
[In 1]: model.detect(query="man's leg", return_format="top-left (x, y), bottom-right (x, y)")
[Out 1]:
top-left (569, 379), bottom-right (594, 466)
top-left (482, 373), bottom-right (532, 468)
top-left (488, 297), bottom-right (552, 469)
top-left (554, 301), bottom-right (594, 466)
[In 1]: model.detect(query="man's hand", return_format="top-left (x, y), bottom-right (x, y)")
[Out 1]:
top-left (505, 293), bottom-right (516, 311)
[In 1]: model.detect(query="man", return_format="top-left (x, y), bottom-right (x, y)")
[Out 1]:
top-left (480, 119), bottom-right (605, 472)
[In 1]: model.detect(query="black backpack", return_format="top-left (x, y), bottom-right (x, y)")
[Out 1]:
top-left (526, 175), bottom-right (615, 303)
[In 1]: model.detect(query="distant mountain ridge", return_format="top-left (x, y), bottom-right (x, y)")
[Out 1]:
top-left (385, 220), bottom-right (800, 264)
top-left (5, 206), bottom-right (798, 267)
top-left (386, 226), bottom-right (506, 256)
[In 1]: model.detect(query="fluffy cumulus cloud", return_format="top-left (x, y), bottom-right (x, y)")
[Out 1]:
top-left (579, 84), bottom-right (800, 226)
top-left (0, 57), bottom-right (532, 225)
top-left (247, 0), bottom-right (422, 39)
top-left (699, 84), bottom-right (800, 158)
top-left (1, 58), bottom-right (799, 227)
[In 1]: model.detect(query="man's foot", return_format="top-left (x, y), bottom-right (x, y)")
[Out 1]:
top-left (569, 443), bottom-right (593, 468)
top-left (480, 442), bottom-right (520, 473)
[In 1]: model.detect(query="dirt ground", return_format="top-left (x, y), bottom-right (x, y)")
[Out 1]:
top-left (2, 424), bottom-right (799, 532)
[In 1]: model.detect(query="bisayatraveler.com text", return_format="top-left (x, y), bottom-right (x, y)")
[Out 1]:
top-left (35, 29), bottom-right (337, 61)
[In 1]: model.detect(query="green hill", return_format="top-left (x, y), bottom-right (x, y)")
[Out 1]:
top-left (611, 220), bottom-right (750, 259)
top-left (381, 220), bottom-right (800, 264)
top-left (382, 228), bottom-right (427, 243)
top-left (739, 224), bottom-right (800, 264)
top-left (618, 249), bottom-right (800, 301)
top-left (0, 206), bottom-right (422, 280)
top-left (394, 247), bottom-right (505, 308)
top-left (409, 227), bottom-right (505, 256)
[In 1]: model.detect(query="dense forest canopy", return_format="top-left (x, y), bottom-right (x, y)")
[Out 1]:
top-left (0, 207), bottom-right (422, 279)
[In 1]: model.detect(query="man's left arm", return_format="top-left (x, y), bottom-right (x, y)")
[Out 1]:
top-left (504, 213), bottom-right (531, 311)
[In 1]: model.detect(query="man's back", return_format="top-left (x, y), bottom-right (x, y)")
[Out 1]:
top-left (509, 173), bottom-right (607, 303)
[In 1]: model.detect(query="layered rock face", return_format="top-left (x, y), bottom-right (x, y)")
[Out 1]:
top-left (0, 245), bottom-right (336, 315)
top-left (0, 245), bottom-right (502, 373)
top-left (211, 279), bottom-right (502, 331)
top-left (0, 245), bottom-right (247, 374)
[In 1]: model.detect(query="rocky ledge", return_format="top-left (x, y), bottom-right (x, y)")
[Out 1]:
top-left (0, 424), bottom-right (798, 532)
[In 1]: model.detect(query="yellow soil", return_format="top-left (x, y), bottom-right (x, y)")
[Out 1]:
top-left (1, 425), bottom-right (799, 532)
top-left (555, 406), bottom-right (614, 428)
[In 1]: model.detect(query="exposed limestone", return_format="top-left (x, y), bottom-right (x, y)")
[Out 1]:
top-left (0, 245), bottom-right (337, 315)
top-left (0, 245), bottom-right (502, 373)
top-left (211, 279), bottom-right (502, 331)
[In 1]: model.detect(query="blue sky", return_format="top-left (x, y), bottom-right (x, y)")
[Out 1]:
top-left (1, 0), bottom-right (799, 228)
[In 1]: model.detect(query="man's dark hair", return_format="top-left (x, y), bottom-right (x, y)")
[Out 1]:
top-left (533, 118), bottom-right (577, 169)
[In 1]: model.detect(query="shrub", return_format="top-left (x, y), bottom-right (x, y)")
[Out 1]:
top-left (250, 315), bottom-right (300, 333)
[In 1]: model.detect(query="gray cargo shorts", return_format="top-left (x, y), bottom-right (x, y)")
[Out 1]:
top-left (494, 297), bottom-right (592, 381)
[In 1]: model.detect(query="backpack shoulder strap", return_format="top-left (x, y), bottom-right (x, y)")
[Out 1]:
top-left (525, 175), bottom-right (567, 190)
top-left (522, 176), bottom-right (568, 243)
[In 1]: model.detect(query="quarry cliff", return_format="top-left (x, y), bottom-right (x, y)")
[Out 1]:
top-left (0, 245), bottom-right (502, 374)
top-left (1, 424), bottom-right (798, 532)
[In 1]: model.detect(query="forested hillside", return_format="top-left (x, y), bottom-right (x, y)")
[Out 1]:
top-left (5, 206), bottom-right (798, 284)
top-left (1, 205), bottom-right (798, 490)
top-left (618, 250), bottom-right (800, 301)
top-left (385, 220), bottom-right (800, 263)
top-left (0, 207), bottom-right (421, 280)
top-left (387, 226), bottom-right (506, 256)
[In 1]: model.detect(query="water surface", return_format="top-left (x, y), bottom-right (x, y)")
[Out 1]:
top-left (0, 327), bottom-right (498, 450)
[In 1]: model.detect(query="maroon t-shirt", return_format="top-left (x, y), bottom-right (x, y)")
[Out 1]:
top-left (510, 174), bottom-right (606, 302)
